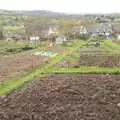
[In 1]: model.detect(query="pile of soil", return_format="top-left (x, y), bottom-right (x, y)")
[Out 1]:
top-left (0, 74), bottom-right (120, 120)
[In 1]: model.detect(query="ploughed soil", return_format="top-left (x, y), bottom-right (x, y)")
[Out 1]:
top-left (0, 53), bottom-right (48, 83)
top-left (58, 54), bottom-right (120, 68)
top-left (79, 54), bottom-right (120, 67)
top-left (79, 47), bottom-right (120, 67)
top-left (0, 74), bottom-right (120, 120)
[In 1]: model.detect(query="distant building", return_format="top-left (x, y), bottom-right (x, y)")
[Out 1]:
top-left (29, 36), bottom-right (40, 44)
top-left (85, 23), bottom-right (114, 40)
top-left (105, 32), bottom-right (113, 40)
top-left (56, 36), bottom-right (67, 45)
top-left (117, 34), bottom-right (120, 40)
top-left (79, 26), bottom-right (88, 35)
top-left (47, 26), bottom-right (58, 36)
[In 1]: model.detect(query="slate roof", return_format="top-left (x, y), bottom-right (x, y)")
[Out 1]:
top-left (86, 23), bottom-right (113, 34)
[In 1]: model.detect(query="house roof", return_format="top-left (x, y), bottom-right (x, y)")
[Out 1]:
top-left (86, 23), bottom-right (113, 34)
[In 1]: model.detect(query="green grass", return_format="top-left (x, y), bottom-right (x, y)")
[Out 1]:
top-left (51, 67), bottom-right (120, 74)
top-left (102, 40), bottom-right (120, 54)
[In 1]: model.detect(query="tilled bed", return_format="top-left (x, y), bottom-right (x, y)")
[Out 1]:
top-left (79, 54), bottom-right (120, 67)
top-left (0, 74), bottom-right (120, 120)
top-left (58, 47), bottom-right (120, 68)
top-left (0, 54), bottom-right (49, 83)
top-left (79, 47), bottom-right (120, 67)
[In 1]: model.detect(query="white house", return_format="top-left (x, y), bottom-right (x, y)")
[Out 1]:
top-left (56, 36), bottom-right (67, 45)
top-left (48, 26), bottom-right (58, 36)
top-left (29, 36), bottom-right (40, 44)
top-left (117, 35), bottom-right (120, 40)
top-left (79, 26), bottom-right (88, 35)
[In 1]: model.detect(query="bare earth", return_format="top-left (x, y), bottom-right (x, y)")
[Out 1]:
top-left (0, 54), bottom-right (48, 83)
top-left (0, 46), bottom-right (66, 83)
top-left (0, 74), bottom-right (120, 120)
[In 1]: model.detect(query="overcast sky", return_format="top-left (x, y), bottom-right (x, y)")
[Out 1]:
top-left (1, 0), bottom-right (120, 14)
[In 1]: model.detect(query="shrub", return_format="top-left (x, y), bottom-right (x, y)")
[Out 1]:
top-left (22, 45), bottom-right (34, 51)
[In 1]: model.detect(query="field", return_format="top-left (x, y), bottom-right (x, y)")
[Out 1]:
top-left (0, 40), bottom-right (44, 83)
top-left (0, 53), bottom-right (48, 83)
top-left (0, 75), bottom-right (120, 120)
top-left (56, 41), bottom-right (120, 68)
top-left (0, 40), bottom-right (69, 83)
top-left (1, 40), bottom-right (120, 119)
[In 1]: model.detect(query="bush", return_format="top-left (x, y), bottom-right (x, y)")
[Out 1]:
top-left (3, 45), bottom-right (34, 55)
top-left (22, 45), bottom-right (34, 51)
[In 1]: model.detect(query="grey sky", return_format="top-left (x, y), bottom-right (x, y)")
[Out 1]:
top-left (1, 0), bottom-right (120, 13)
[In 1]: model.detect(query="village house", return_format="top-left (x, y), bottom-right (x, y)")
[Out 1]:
top-left (85, 23), bottom-right (113, 39)
top-left (29, 36), bottom-right (40, 44)
top-left (117, 34), bottom-right (120, 40)
top-left (68, 25), bottom-right (88, 40)
top-left (38, 25), bottom-right (59, 41)
top-left (25, 23), bottom-right (59, 42)
top-left (67, 23), bottom-right (114, 40)
top-left (95, 16), bottom-right (113, 23)
top-left (55, 36), bottom-right (67, 45)
top-left (72, 26), bottom-right (88, 35)
top-left (47, 26), bottom-right (58, 36)
top-left (109, 23), bottom-right (120, 40)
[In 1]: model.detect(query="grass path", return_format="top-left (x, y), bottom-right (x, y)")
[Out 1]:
top-left (51, 67), bottom-right (120, 74)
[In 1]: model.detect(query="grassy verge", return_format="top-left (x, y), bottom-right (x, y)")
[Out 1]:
top-left (51, 67), bottom-right (120, 74)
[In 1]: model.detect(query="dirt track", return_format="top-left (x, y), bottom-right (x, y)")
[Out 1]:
top-left (0, 74), bottom-right (120, 120)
